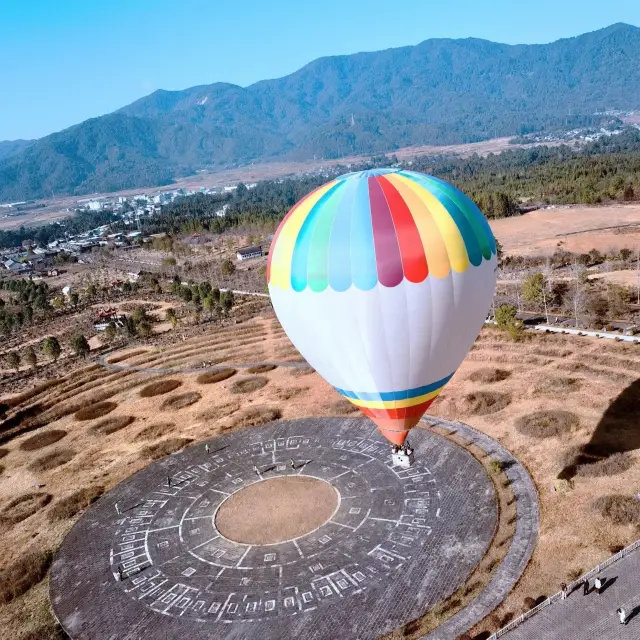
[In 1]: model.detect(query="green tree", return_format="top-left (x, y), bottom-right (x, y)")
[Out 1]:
top-left (137, 320), bottom-right (152, 337)
top-left (165, 308), bottom-right (178, 328)
top-left (221, 290), bottom-right (234, 313)
top-left (521, 272), bottom-right (545, 304)
top-left (212, 287), bottom-right (221, 303)
top-left (132, 305), bottom-right (149, 324)
top-left (494, 304), bottom-right (524, 341)
top-left (624, 184), bottom-right (635, 201)
top-left (70, 333), bottom-right (90, 358)
top-left (203, 295), bottom-right (215, 317)
top-left (198, 281), bottom-right (212, 299)
top-left (620, 248), bottom-right (633, 261)
top-left (42, 336), bottom-right (61, 362)
top-left (53, 296), bottom-right (64, 309)
top-left (86, 283), bottom-right (97, 299)
top-left (221, 259), bottom-right (236, 276)
top-left (123, 316), bottom-right (137, 337)
top-left (69, 292), bottom-right (79, 307)
top-left (104, 322), bottom-right (117, 342)
top-left (24, 345), bottom-right (37, 370)
top-left (179, 286), bottom-right (192, 303)
top-left (5, 350), bottom-right (20, 372)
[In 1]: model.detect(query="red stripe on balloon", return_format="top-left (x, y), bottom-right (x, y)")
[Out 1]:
top-left (368, 177), bottom-right (404, 287)
top-left (376, 176), bottom-right (429, 283)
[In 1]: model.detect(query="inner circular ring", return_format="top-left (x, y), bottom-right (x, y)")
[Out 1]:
top-left (214, 475), bottom-right (340, 545)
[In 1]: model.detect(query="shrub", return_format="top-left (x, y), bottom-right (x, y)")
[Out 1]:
top-left (135, 422), bottom-right (175, 441)
top-left (48, 486), bottom-right (104, 521)
top-left (246, 364), bottom-right (277, 374)
top-left (74, 402), bottom-right (117, 421)
top-left (0, 492), bottom-right (52, 526)
top-left (70, 333), bottom-right (90, 358)
top-left (515, 410), bottom-right (579, 438)
top-left (139, 438), bottom-right (193, 460)
top-left (19, 430), bottom-right (67, 451)
top-left (229, 376), bottom-right (268, 394)
top-left (468, 368), bottom-right (512, 384)
top-left (0, 548), bottom-right (53, 604)
top-left (490, 460), bottom-right (503, 474)
top-left (196, 369), bottom-right (236, 384)
top-left (160, 392), bottom-right (202, 410)
top-left (41, 336), bottom-right (61, 362)
top-left (89, 416), bottom-right (135, 435)
top-left (28, 449), bottom-right (75, 472)
top-left (139, 379), bottom-right (182, 397)
top-left (593, 495), bottom-right (640, 525)
top-left (534, 376), bottom-right (581, 395)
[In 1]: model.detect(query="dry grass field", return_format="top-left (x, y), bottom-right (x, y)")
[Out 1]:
top-left (1, 307), bottom-right (640, 639)
top-left (491, 203), bottom-right (640, 257)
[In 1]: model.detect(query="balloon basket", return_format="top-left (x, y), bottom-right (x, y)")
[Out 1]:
top-left (392, 449), bottom-right (415, 468)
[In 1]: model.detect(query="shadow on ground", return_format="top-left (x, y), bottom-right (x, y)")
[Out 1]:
top-left (559, 377), bottom-right (640, 480)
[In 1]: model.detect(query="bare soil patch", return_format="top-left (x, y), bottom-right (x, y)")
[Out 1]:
top-left (515, 410), bottom-right (579, 439)
top-left (461, 392), bottom-right (511, 416)
top-left (139, 438), bottom-right (193, 461)
top-left (89, 416), bottom-right (135, 435)
top-left (0, 548), bottom-right (52, 604)
top-left (134, 422), bottom-right (175, 441)
top-left (19, 430), bottom-right (67, 451)
top-left (160, 392), bottom-right (202, 410)
top-left (246, 364), bottom-right (277, 374)
top-left (0, 492), bottom-right (52, 527)
top-left (28, 448), bottom-right (75, 472)
top-left (215, 476), bottom-right (338, 544)
top-left (74, 402), bottom-right (117, 421)
top-left (227, 406), bottom-right (282, 430)
top-left (48, 486), bottom-right (104, 521)
top-left (592, 495), bottom-right (640, 525)
top-left (139, 379), bottom-right (182, 397)
top-left (229, 376), bottom-right (268, 394)
top-left (467, 368), bottom-right (512, 384)
top-left (196, 368), bottom-right (237, 384)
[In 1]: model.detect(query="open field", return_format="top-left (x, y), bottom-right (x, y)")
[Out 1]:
top-left (492, 203), bottom-right (640, 257)
top-left (1, 308), bottom-right (640, 638)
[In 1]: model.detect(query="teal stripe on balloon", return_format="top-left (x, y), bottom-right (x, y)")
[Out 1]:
top-left (403, 172), bottom-right (482, 267)
top-left (426, 174), bottom-right (496, 258)
top-left (350, 176), bottom-right (378, 290)
top-left (307, 182), bottom-right (347, 292)
top-left (328, 178), bottom-right (358, 291)
top-left (291, 181), bottom-right (344, 292)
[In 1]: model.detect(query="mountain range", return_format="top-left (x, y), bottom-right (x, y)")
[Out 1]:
top-left (2, 22), bottom-right (640, 202)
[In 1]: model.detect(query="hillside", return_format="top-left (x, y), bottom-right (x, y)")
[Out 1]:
top-left (0, 139), bottom-right (33, 162)
top-left (2, 23), bottom-right (640, 201)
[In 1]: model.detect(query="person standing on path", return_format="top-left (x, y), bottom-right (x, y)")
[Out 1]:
top-left (583, 579), bottom-right (589, 595)
top-left (595, 577), bottom-right (603, 595)
top-left (290, 458), bottom-right (295, 472)
top-left (617, 607), bottom-right (627, 625)
top-left (205, 444), bottom-right (210, 454)
top-left (561, 583), bottom-right (567, 600)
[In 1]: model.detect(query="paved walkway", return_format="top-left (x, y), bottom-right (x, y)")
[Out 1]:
top-left (500, 546), bottom-right (640, 639)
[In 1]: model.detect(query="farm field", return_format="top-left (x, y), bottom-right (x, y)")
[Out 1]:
top-left (1, 310), bottom-right (640, 638)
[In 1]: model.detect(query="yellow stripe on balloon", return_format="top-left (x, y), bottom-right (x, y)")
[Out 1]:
top-left (269, 181), bottom-right (338, 289)
top-left (347, 387), bottom-right (443, 410)
top-left (387, 174), bottom-right (451, 278)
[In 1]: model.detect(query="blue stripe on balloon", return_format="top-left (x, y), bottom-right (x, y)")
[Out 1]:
top-left (328, 177), bottom-right (358, 292)
top-left (350, 176), bottom-right (378, 290)
top-left (290, 181), bottom-right (345, 292)
top-left (335, 373), bottom-right (454, 401)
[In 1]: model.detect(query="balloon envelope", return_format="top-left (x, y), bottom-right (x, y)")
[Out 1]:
top-left (268, 168), bottom-right (497, 445)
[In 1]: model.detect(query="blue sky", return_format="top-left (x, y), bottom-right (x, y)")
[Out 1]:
top-left (2, 0), bottom-right (640, 141)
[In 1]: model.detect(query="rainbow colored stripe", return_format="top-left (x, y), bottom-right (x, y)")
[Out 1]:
top-left (268, 169), bottom-right (496, 292)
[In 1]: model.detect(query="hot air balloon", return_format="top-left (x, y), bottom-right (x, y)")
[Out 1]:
top-left (268, 168), bottom-right (497, 451)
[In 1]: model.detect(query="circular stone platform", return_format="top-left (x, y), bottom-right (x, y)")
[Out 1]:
top-left (50, 418), bottom-right (529, 640)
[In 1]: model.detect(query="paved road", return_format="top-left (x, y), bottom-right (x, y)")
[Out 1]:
top-left (501, 546), bottom-right (640, 639)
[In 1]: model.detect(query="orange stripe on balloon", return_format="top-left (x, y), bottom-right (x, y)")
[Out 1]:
top-left (376, 175), bottom-right (429, 283)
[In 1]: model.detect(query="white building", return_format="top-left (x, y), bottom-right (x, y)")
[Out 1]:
top-left (236, 246), bottom-right (263, 261)
top-left (87, 201), bottom-right (102, 211)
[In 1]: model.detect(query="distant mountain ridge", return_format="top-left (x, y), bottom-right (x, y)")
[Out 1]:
top-left (2, 22), bottom-right (640, 201)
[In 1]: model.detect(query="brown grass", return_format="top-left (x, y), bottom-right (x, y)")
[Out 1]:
top-left (467, 368), bottom-right (512, 384)
top-left (227, 406), bottom-right (282, 430)
top-left (328, 399), bottom-right (360, 415)
top-left (198, 401), bottom-right (241, 421)
top-left (28, 448), bottom-right (75, 472)
top-left (107, 349), bottom-right (149, 364)
top-left (196, 368), bottom-right (237, 384)
top-left (19, 430), bottom-right (67, 451)
top-left (0, 493), bottom-right (52, 526)
top-left (138, 379), bottom-right (182, 397)
top-left (461, 391), bottom-right (511, 416)
top-left (89, 416), bottom-right (135, 435)
top-left (48, 486), bottom-right (104, 521)
top-left (160, 392), bottom-right (202, 410)
top-left (0, 548), bottom-right (52, 604)
top-left (593, 494), bottom-right (640, 525)
top-left (575, 452), bottom-right (634, 478)
top-left (246, 364), bottom-right (277, 373)
top-left (229, 376), bottom-right (268, 394)
top-left (139, 438), bottom-right (193, 461)
top-left (0, 379), bottom-right (60, 409)
top-left (135, 422), bottom-right (176, 441)
top-left (534, 375), bottom-right (582, 395)
top-left (74, 402), bottom-right (117, 421)
top-left (0, 447), bottom-right (9, 459)
top-left (515, 410), bottom-right (579, 439)
top-left (270, 386), bottom-right (309, 401)
top-left (287, 366), bottom-right (315, 377)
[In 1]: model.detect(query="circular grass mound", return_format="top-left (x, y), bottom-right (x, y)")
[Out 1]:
top-left (228, 406), bottom-right (282, 429)
top-left (0, 493), bottom-right (52, 526)
top-left (592, 494), bottom-right (640, 526)
top-left (160, 392), bottom-right (202, 410)
top-left (534, 375), bottom-right (582, 395)
top-left (139, 379), bottom-right (182, 398)
top-left (515, 410), bottom-right (579, 439)
top-left (89, 416), bottom-right (135, 436)
top-left (48, 486), bottom-right (104, 521)
top-left (0, 548), bottom-right (53, 605)
top-left (135, 422), bottom-right (176, 441)
top-left (196, 368), bottom-right (237, 384)
top-left (246, 364), bottom-right (277, 374)
top-left (198, 401), bottom-right (241, 422)
top-left (139, 437), bottom-right (193, 461)
top-left (575, 452), bottom-right (634, 478)
top-left (287, 366), bottom-right (315, 377)
top-left (467, 368), bottom-right (512, 384)
top-left (75, 402), bottom-right (117, 421)
top-left (28, 448), bottom-right (75, 473)
top-left (19, 430), bottom-right (67, 452)
top-left (229, 376), bottom-right (268, 394)
top-left (328, 399), bottom-right (360, 415)
top-left (462, 391), bottom-right (511, 416)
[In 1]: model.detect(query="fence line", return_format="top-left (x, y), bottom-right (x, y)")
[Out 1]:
top-left (489, 538), bottom-right (640, 639)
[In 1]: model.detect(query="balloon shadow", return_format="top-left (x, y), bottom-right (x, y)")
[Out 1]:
top-left (558, 377), bottom-right (640, 481)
